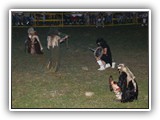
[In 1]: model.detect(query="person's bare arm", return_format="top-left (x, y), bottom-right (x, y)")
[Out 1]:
top-left (103, 48), bottom-right (107, 55)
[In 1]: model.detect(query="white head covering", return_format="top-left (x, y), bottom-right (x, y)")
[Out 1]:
top-left (117, 64), bottom-right (136, 83)
top-left (28, 27), bottom-right (35, 34)
top-left (117, 63), bottom-right (137, 92)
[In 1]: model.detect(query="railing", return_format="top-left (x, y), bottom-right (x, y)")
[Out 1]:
top-left (12, 12), bottom-right (146, 27)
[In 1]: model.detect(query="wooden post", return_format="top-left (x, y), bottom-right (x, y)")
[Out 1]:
top-left (66, 38), bottom-right (69, 49)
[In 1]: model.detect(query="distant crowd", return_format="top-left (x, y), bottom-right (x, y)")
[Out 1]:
top-left (12, 12), bottom-right (148, 26)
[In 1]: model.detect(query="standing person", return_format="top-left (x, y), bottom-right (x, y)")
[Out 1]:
top-left (25, 27), bottom-right (43, 54)
top-left (96, 13), bottom-right (105, 28)
top-left (47, 28), bottom-right (69, 72)
top-left (95, 38), bottom-right (112, 71)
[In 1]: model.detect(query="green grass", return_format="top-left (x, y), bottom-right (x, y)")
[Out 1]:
top-left (11, 25), bottom-right (149, 109)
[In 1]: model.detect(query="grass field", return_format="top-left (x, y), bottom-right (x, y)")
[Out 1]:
top-left (11, 25), bottom-right (149, 109)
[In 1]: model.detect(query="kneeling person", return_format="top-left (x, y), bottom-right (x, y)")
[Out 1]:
top-left (109, 64), bottom-right (138, 102)
top-left (95, 38), bottom-right (112, 71)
